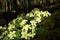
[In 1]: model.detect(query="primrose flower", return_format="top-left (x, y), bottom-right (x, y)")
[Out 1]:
top-left (8, 23), bottom-right (15, 30)
top-left (34, 17), bottom-right (41, 23)
top-left (22, 24), bottom-right (31, 31)
top-left (30, 20), bottom-right (37, 26)
top-left (31, 33), bottom-right (35, 38)
top-left (26, 12), bottom-right (34, 17)
top-left (26, 25), bottom-right (36, 38)
top-left (29, 12), bottom-right (34, 17)
top-left (28, 26), bottom-right (36, 38)
top-left (21, 31), bottom-right (28, 39)
top-left (0, 26), bottom-right (2, 29)
top-left (46, 11), bottom-right (51, 16)
top-left (8, 31), bottom-right (16, 39)
top-left (28, 32), bottom-right (35, 38)
top-left (20, 19), bottom-right (28, 27)
top-left (41, 11), bottom-right (51, 17)
top-left (21, 24), bottom-right (36, 39)
top-left (12, 19), bottom-right (16, 24)
top-left (26, 13), bottom-right (30, 17)
top-left (34, 10), bottom-right (41, 17)
top-left (21, 27), bottom-right (36, 39)
top-left (17, 17), bottom-right (22, 20)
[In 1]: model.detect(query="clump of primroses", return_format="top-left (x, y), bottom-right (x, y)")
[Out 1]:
top-left (0, 8), bottom-right (51, 40)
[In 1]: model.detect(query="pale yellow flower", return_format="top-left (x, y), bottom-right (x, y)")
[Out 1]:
top-left (21, 31), bottom-right (28, 39)
top-left (30, 20), bottom-right (37, 26)
top-left (27, 29), bottom-right (35, 38)
top-left (28, 32), bottom-right (35, 38)
top-left (12, 19), bottom-right (16, 24)
top-left (31, 33), bottom-right (35, 38)
top-left (22, 24), bottom-right (31, 31)
top-left (26, 13), bottom-right (30, 17)
top-left (17, 16), bottom-right (22, 20)
top-left (46, 11), bottom-right (51, 16)
top-left (21, 24), bottom-right (36, 39)
top-left (41, 11), bottom-right (51, 17)
top-left (0, 26), bottom-right (2, 29)
top-left (26, 12), bottom-right (34, 17)
top-left (34, 17), bottom-right (41, 23)
top-left (29, 12), bottom-right (34, 17)
top-left (8, 23), bottom-right (15, 30)
top-left (20, 20), bottom-right (28, 27)
top-left (34, 10), bottom-right (41, 17)
top-left (8, 31), bottom-right (16, 39)
top-left (21, 28), bottom-right (35, 39)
